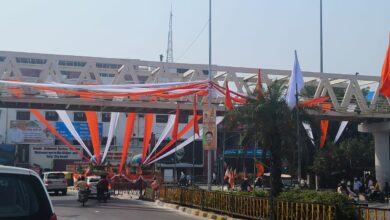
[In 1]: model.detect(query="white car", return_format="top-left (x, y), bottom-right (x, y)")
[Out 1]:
top-left (43, 172), bottom-right (67, 195)
top-left (86, 176), bottom-right (100, 197)
top-left (0, 165), bottom-right (57, 220)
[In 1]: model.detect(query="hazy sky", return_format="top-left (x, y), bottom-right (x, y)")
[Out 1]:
top-left (1, 0), bottom-right (389, 76)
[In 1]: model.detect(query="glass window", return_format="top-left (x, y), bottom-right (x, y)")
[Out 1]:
top-left (15, 57), bottom-right (47, 65)
top-left (58, 60), bottom-right (86, 67)
top-left (137, 75), bottom-right (148, 83)
top-left (179, 114), bottom-right (188, 123)
top-left (101, 113), bottom-right (111, 122)
top-left (45, 111), bottom-right (58, 121)
top-left (47, 173), bottom-right (65, 179)
top-left (0, 56), bottom-right (5, 62)
top-left (20, 68), bottom-right (41, 77)
top-left (0, 174), bottom-right (52, 219)
top-left (89, 72), bottom-right (96, 80)
top-left (156, 115), bottom-right (168, 123)
top-left (73, 112), bottom-right (86, 121)
top-left (60, 71), bottom-right (81, 79)
top-left (96, 63), bottom-right (122, 69)
top-left (16, 111), bottom-right (30, 120)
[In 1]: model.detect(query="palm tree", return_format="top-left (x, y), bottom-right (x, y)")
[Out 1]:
top-left (226, 80), bottom-right (296, 196)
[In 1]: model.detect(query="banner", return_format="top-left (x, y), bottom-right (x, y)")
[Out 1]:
top-left (55, 122), bottom-right (102, 140)
top-left (7, 120), bottom-right (55, 144)
top-left (29, 145), bottom-right (83, 169)
top-left (0, 144), bottom-right (15, 166)
top-left (202, 103), bottom-right (217, 150)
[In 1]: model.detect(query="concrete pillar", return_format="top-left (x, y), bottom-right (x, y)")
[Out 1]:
top-left (372, 132), bottom-right (390, 189)
top-left (359, 122), bottom-right (390, 190)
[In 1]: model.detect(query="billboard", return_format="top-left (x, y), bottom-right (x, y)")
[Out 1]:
top-left (202, 104), bottom-right (217, 150)
top-left (29, 145), bottom-right (83, 169)
top-left (0, 144), bottom-right (15, 166)
top-left (55, 122), bottom-right (102, 140)
top-left (7, 120), bottom-right (55, 144)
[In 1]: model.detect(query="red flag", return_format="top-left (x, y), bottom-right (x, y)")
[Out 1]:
top-left (225, 81), bottom-right (233, 110)
top-left (172, 104), bottom-right (180, 141)
top-left (193, 95), bottom-right (200, 136)
top-left (379, 36), bottom-right (390, 97)
top-left (255, 69), bottom-right (263, 99)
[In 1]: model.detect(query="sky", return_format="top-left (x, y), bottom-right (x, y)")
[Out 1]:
top-left (0, 0), bottom-right (389, 76)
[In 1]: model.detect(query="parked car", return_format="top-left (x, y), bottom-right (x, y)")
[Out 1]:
top-left (86, 176), bottom-right (100, 197)
top-left (43, 172), bottom-right (67, 195)
top-left (0, 165), bottom-right (57, 220)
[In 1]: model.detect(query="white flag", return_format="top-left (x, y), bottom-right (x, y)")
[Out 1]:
top-left (286, 50), bottom-right (304, 109)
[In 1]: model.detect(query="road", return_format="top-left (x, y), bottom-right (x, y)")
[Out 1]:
top-left (50, 191), bottom-right (201, 220)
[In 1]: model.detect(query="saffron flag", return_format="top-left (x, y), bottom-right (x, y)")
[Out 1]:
top-left (286, 50), bottom-right (304, 109)
top-left (172, 104), bottom-right (180, 141)
top-left (379, 36), bottom-right (390, 97)
top-left (193, 95), bottom-right (200, 136)
top-left (225, 81), bottom-right (233, 110)
top-left (256, 162), bottom-right (265, 177)
top-left (320, 103), bottom-right (332, 148)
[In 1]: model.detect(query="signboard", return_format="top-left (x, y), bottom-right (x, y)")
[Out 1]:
top-left (66, 164), bottom-right (76, 172)
top-left (55, 122), bottom-right (102, 140)
top-left (30, 145), bottom-right (83, 169)
top-left (7, 121), bottom-right (55, 144)
top-left (223, 149), bottom-right (263, 157)
top-left (202, 103), bottom-right (217, 150)
top-left (0, 144), bottom-right (15, 166)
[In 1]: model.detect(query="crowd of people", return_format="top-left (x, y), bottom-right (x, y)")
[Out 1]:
top-left (337, 177), bottom-right (390, 203)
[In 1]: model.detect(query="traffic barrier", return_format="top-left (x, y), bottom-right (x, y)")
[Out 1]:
top-left (358, 206), bottom-right (390, 220)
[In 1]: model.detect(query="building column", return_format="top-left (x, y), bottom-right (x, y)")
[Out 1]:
top-left (359, 122), bottom-right (390, 189)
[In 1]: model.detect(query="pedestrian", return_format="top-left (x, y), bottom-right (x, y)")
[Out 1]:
top-left (384, 182), bottom-right (389, 203)
top-left (353, 177), bottom-right (362, 194)
top-left (240, 177), bottom-right (252, 192)
top-left (212, 172), bottom-right (216, 185)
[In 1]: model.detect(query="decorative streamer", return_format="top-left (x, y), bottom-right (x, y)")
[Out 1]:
top-left (144, 115), bottom-right (175, 163)
top-left (30, 109), bottom-right (89, 161)
top-left (302, 122), bottom-right (315, 145)
top-left (225, 81), bottom-right (233, 110)
top-left (147, 115), bottom-right (202, 163)
top-left (101, 112), bottom-right (120, 163)
top-left (85, 111), bottom-right (101, 164)
top-left (141, 113), bottom-right (154, 163)
top-left (119, 113), bottom-right (136, 173)
top-left (193, 95), bottom-right (200, 136)
top-left (56, 110), bottom-right (93, 158)
top-left (334, 104), bottom-right (357, 143)
top-left (147, 117), bottom-right (223, 165)
top-left (298, 96), bottom-right (329, 107)
top-left (320, 103), bottom-right (332, 148)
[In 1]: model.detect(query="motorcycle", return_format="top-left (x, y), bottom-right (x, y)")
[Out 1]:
top-left (78, 189), bottom-right (90, 206)
top-left (97, 189), bottom-right (109, 203)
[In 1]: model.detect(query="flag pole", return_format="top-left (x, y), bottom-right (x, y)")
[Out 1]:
top-left (296, 81), bottom-right (301, 183)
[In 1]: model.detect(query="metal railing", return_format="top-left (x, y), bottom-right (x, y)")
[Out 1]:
top-left (358, 207), bottom-right (390, 220)
top-left (158, 186), bottom-right (337, 220)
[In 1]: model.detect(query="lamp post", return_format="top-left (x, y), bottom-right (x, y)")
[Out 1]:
top-left (207, 0), bottom-right (213, 191)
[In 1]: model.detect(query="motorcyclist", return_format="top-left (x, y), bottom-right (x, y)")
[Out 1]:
top-left (97, 175), bottom-right (109, 201)
top-left (75, 176), bottom-right (89, 201)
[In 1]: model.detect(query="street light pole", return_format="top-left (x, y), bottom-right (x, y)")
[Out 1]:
top-left (207, 0), bottom-right (213, 191)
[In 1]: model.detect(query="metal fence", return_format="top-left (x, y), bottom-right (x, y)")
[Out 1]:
top-left (158, 187), bottom-right (337, 220)
top-left (358, 207), bottom-right (390, 220)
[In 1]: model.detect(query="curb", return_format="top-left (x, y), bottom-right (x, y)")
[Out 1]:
top-left (155, 200), bottom-right (239, 220)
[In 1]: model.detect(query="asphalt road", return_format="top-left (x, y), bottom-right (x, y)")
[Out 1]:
top-left (50, 191), bottom-right (201, 220)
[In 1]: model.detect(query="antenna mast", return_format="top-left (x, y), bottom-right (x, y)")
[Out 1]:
top-left (166, 5), bottom-right (173, 63)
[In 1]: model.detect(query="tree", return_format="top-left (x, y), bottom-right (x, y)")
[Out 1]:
top-left (226, 80), bottom-right (296, 196)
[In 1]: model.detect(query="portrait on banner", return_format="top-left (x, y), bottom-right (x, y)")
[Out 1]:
top-left (202, 104), bottom-right (217, 150)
